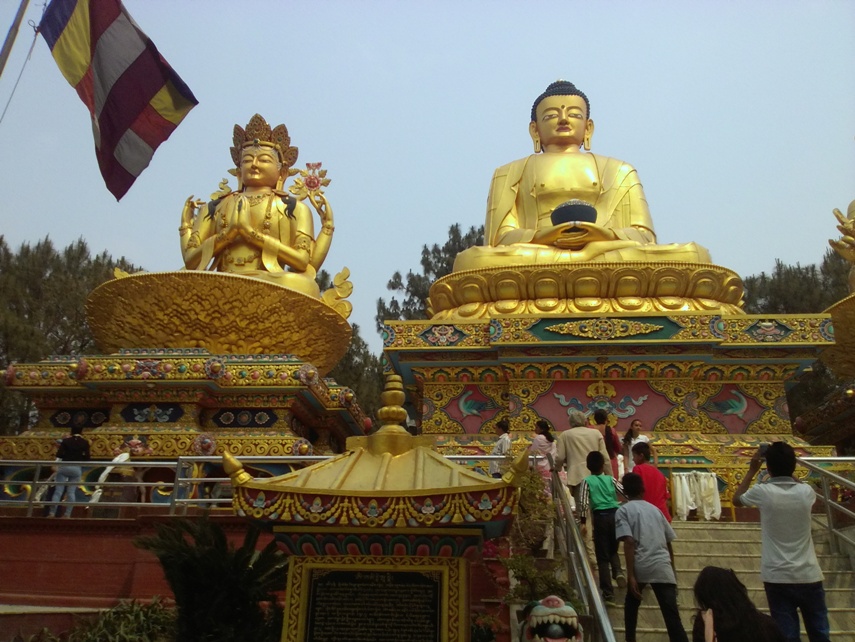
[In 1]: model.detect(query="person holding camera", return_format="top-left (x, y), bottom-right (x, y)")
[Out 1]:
top-left (733, 442), bottom-right (829, 642)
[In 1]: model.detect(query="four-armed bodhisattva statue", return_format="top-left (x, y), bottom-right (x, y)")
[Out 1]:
top-left (179, 114), bottom-right (335, 299)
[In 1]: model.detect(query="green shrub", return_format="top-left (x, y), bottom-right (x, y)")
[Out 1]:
top-left (134, 517), bottom-right (287, 642)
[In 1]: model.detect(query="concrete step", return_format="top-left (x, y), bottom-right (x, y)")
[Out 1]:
top-left (607, 600), bottom-right (855, 630)
top-left (610, 520), bottom-right (855, 642)
top-left (672, 552), bottom-right (845, 571)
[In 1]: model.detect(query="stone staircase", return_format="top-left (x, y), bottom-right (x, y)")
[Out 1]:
top-left (605, 521), bottom-right (855, 641)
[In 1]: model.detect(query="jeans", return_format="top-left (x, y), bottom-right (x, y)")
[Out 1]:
top-left (49, 465), bottom-right (82, 517)
top-left (624, 582), bottom-right (688, 642)
top-left (592, 508), bottom-right (622, 598)
top-left (764, 581), bottom-right (830, 642)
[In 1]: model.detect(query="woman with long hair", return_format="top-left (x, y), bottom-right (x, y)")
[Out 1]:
top-left (529, 419), bottom-right (557, 484)
top-left (593, 409), bottom-right (621, 478)
top-left (692, 566), bottom-right (785, 642)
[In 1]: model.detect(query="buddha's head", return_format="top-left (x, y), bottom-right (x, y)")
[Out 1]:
top-left (529, 80), bottom-right (594, 153)
top-left (230, 114), bottom-right (299, 190)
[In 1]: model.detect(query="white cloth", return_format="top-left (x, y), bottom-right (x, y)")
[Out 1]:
top-left (488, 432), bottom-right (512, 476)
top-left (671, 471), bottom-right (721, 521)
top-left (624, 434), bottom-right (649, 472)
top-left (740, 477), bottom-right (824, 583)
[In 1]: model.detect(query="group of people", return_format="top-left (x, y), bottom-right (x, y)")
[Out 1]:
top-left (491, 415), bottom-right (830, 642)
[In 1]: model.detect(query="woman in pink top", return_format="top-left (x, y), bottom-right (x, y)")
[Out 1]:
top-left (529, 419), bottom-right (557, 485)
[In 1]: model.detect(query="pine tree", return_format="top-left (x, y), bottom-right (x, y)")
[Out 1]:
top-left (0, 236), bottom-right (137, 434)
top-left (375, 223), bottom-right (483, 330)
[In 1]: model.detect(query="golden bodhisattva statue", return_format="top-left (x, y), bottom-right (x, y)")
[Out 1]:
top-left (454, 80), bottom-right (710, 269)
top-left (86, 114), bottom-right (353, 372)
top-left (430, 81), bottom-right (744, 318)
top-left (179, 114), bottom-right (333, 298)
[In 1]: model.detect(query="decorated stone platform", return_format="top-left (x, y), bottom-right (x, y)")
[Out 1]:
top-left (0, 348), bottom-right (369, 462)
top-left (381, 311), bottom-right (836, 460)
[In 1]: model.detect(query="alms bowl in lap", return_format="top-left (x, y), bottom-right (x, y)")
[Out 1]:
top-left (85, 271), bottom-right (351, 376)
top-left (428, 261), bottom-right (745, 320)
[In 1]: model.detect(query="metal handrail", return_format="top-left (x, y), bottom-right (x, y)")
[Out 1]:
top-left (0, 454), bottom-right (525, 516)
top-left (798, 457), bottom-right (855, 554)
top-left (548, 455), bottom-right (617, 642)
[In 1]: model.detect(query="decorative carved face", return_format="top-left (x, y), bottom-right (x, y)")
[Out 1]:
top-left (239, 144), bottom-right (282, 188)
top-left (529, 94), bottom-right (594, 151)
top-left (523, 595), bottom-right (582, 641)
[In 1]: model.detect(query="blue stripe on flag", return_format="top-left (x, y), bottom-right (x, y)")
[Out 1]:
top-left (39, 0), bottom-right (80, 50)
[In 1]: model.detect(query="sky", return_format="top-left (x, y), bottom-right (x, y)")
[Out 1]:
top-left (0, 0), bottom-right (853, 355)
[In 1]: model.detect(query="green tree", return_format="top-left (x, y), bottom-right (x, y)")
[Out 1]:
top-left (375, 223), bottom-right (483, 330)
top-left (0, 236), bottom-right (137, 434)
top-left (743, 249), bottom-right (849, 314)
top-left (742, 249), bottom-right (850, 427)
top-left (316, 270), bottom-right (384, 419)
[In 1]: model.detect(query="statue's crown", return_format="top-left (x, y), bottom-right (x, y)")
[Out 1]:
top-left (230, 114), bottom-right (298, 170)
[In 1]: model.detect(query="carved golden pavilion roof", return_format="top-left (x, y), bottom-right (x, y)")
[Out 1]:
top-left (225, 375), bottom-right (519, 530)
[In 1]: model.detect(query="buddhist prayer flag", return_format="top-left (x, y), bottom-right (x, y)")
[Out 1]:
top-left (39, 0), bottom-right (198, 200)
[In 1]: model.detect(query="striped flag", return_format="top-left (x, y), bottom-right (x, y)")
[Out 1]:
top-left (39, 0), bottom-right (198, 200)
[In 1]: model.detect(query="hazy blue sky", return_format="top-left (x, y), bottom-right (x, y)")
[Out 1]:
top-left (1, 1), bottom-right (853, 354)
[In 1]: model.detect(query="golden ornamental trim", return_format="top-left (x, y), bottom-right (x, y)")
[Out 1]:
top-left (545, 318), bottom-right (663, 340)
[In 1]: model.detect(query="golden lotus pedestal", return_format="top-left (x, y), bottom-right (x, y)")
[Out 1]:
top-left (428, 261), bottom-right (745, 319)
top-left (381, 309), bottom-right (837, 508)
top-left (0, 272), bottom-right (365, 476)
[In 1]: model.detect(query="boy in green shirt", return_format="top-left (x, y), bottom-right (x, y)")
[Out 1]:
top-left (579, 450), bottom-right (626, 605)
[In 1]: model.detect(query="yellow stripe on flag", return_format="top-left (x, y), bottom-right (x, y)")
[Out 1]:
top-left (150, 81), bottom-right (197, 125)
top-left (50, 0), bottom-right (92, 87)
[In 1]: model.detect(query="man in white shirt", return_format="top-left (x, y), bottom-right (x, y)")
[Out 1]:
top-left (733, 442), bottom-right (830, 642)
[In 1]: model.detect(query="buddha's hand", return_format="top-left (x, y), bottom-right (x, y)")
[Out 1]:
top-left (181, 196), bottom-right (204, 228)
top-left (310, 192), bottom-right (335, 236)
top-left (536, 222), bottom-right (618, 249)
top-left (831, 208), bottom-right (855, 262)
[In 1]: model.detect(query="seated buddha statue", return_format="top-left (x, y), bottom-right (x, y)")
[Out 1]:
top-left (452, 80), bottom-right (711, 272)
top-left (179, 114), bottom-right (334, 298)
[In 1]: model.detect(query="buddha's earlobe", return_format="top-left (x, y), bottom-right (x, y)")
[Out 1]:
top-left (529, 121), bottom-right (541, 153)
top-left (583, 120), bottom-right (595, 151)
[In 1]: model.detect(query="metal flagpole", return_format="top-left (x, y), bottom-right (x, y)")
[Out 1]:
top-left (0, 0), bottom-right (32, 81)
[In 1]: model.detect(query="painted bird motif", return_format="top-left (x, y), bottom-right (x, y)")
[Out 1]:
top-left (457, 390), bottom-right (499, 418)
top-left (704, 390), bottom-right (749, 419)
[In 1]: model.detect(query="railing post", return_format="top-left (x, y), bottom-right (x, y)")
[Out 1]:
top-left (26, 462), bottom-right (40, 518)
top-left (819, 475), bottom-right (838, 555)
top-left (169, 458), bottom-right (182, 516)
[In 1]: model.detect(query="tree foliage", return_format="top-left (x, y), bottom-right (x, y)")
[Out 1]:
top-left (742, 249), bottom-right (849, 314)
top-left (742, 249), bottom-right (851, 426)
top-left (0, 236), bottom-right (137, 434)
top-left (375, 223), bottom-right (484, 331)
top-left (317, 271), bottom-right (384, 419)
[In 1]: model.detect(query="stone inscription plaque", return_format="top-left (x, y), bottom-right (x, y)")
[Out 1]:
top-left (306, 569), bottom-right (441, 642)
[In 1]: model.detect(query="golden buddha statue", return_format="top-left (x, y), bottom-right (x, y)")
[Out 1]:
top-left (454, 80), bottom-right (709, 270)
top-left (430, 81), bottom-right (743, 319)
top-left (179, 114), bottom-right (333, 298)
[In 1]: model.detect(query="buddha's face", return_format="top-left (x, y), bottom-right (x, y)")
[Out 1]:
top-left (240, 145), bottom-right (282, 188)
top-left (530, 94), bottom-right (594, 151)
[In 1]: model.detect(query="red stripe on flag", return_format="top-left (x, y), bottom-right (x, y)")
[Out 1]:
top-left (95, 144), bottom-right (136, 200)
top-left (129, 103), bottom-right (177, 151)
top-left (87, 0), bottom-right (122, 46)
top-left (96, 42), bottom-right (172, 153)
top-left (73, 65), bottom-right (95, 117)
